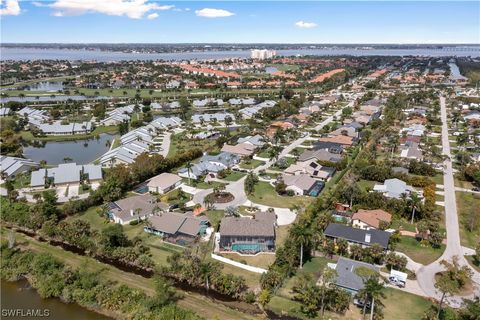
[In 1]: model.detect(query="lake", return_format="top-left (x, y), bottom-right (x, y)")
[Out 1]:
top-left (21, 81), bottom-right (64, 92)
top-left (1, 47), bottom-right (479, 61)
top-left (1, 279), bottom-right (111, 320)
top-left (23, 133), bottom-right (116, 165)
top-left (0, 95), bottom-right (111, 103)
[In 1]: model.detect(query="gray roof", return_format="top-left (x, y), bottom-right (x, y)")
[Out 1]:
top-left (282, 173), bottom-right (317, 191)
top-left (30, 169), bottom-right (47, 187)
top-left (83, 164), bottom-right (103, 181)
top-left (110, 194), bottom-right (168, 222)
top-left (324, 223), bottom-right (390, 249)
top-left (0, 156), bottom-right (38, 177)
top-left (237, 135), bottom-right (265, 147)
top-left (147, 212), bottom-right (208, 236)
top-left (220, 212), bottom-right (276, 237)
top-left (334, 257), bottom-right (379, 292)
top-left (298, 149), bottom-right (342, 163)
top-left (47, 163), bottom-right (81, 185)
top-left (191, 112), bottom-right (235, 123)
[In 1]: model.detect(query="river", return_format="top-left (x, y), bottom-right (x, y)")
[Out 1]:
top-left (23, 133), bottom-right (116, 165)
top-left (1, 47), bottom-right (479, 61)
top-left (1, 279), bottom-right (111, 320)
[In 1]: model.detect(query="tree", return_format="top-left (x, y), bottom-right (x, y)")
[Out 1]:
top-left (435, 257), bottom-right (473, 319)
top-left (290, 224), bottom-right (311, 269)
top-left (225, 205), bottom-right (239, 217)
top-left (257, 289), bottom-right (271, 311)
top-left (318, 267), bottom-right (337, 316)
top-left (292, 273), bottom-right (320, 317)
top-left (409, 192), bottom-right (422, 224)
top-left (146, 276), bottom-right (179, 310)
top-left (244, 172), bottom-right (258, 195)
top-left (179, 97), bottom-right (190, 120)
top-left (355, 266), bottom-right (382, 319)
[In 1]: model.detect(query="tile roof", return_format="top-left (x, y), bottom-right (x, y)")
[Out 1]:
top-left (352, 209), bottom-right (392, 229)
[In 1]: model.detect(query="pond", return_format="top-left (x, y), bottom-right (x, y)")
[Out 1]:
top-left (20, 81), bottom-right (64, 91)
top-left (23, 133), bottom-right (116, 165)
top-left (1, 279), bottom-right (111, 320)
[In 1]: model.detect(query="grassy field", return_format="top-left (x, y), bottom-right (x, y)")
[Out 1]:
top-left (456, 191), bottom-right (480, 248)
top-left (222, 171), bottom-right (246, 181)
top-left (167, 132), bottom-right (219, 158)
top-left (247, 181), bottom-right (312, 208)
top-left (395, 236), bottom-right (445, 265)
top-left (239, 159), bottom-right (264, 169)
top-left (391, 219), bottom-right (417, 232)
top-left (220, 252), bottom-right (276, 269)
top-left (357, 179), bottom-right (376, 191)
top-left (266, 63), bottom-right (300, 72)
top-left (204, 210), bottom-right (224, 229)
top-left (3, 229), bottom-right (255, 320)
top-left (184, 179), bottom-right (226, 190)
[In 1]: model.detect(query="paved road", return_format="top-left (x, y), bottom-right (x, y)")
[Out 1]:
top-left (416, 96), bottom-right (480, 307)
top-left (159, 132), bottom-right (172, 157)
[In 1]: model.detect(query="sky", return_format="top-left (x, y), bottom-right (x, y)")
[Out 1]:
top-left (0, 1), bottom-right (479, 44)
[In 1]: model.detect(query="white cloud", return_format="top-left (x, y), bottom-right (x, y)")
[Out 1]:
top-left (147, 12), bottom-right (158, 19)
top-left (0, 0), bottom-right (21, 16)
top-left (295, 21), bottom-right (317, 29)
top-left (48, 0), bottom-right (174, 19)
top-left (195, 8), bottom-right (234, 18)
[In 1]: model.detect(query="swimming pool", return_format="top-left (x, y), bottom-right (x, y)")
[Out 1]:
top-left (308, 181), bottom-right (325, 197)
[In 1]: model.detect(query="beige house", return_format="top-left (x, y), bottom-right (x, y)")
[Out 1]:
top-left (221, 142), bottom-right (256, 157)
top-left (352, 209), bottom-right (392, 230)
top-left (147, 173), bottom-right (182, 194)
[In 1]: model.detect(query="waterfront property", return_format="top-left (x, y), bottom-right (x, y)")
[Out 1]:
top-left (0, 156), bottom-right (39, 178)
top-left (30, 163), bottom-right (102, 188)
top-left (144, 212), bottom-right (209, 245)
top-left (218, 212), bottom-right (276, 254)
top-left (324, 223), bottom-right (390, 249)
top-left (108, 194), bottom-right (169, 225)
top-left (147, 173), bottom-right (182, 194)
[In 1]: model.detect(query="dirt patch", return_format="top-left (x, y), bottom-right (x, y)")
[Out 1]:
top-left (206, 192), bottom-right (234, 203)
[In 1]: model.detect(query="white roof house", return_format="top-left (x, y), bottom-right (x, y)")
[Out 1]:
top-left (30, 163), bottom-right (103, 187)
top-left (0, 156), bottom-right (39, 178)
top-left (373, 178), bottom-right (421, 199)
top-left (191, 112), bottom-right (235, 124)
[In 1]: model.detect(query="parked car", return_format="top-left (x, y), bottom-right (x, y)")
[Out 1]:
top-left (472, 187), bottom-right (479, 192)
top-left (353, 298), bottom-right (371, 309)
top-left (388, 276), bottom-right (406, 288)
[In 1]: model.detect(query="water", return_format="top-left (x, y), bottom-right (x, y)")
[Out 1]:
top-left (21, 81), bottom-right (64, 91)
top-left (23, 133), bottom-right (116, 165)
top-left (0, 95), bottom-right (111, 103)
top-left (265, 66), bottom-right (279, 74)
top-left (1, 279), bottom-right (111, 320)
top-left (1, 47), bottom-right (479, 61)
top-left (448, 62), bottom-right (468, 81)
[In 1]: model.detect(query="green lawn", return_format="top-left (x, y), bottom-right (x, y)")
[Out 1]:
top-left (357, 179), bottom-right (376, 191)
top-left (220, 252), bottom-right (276, 269)
top-left (69, 205), bottom-right (110, 230)
top-left (203, 210), bottom-right (224, 229)
top-left (266, 63), bottom-right (300, 72)
top-left (184, 180), bottom-right (227, 190)
top-left (222, 171), bottom-right (246, 182)
top-left (432, 174), bottom-right (444, 185)
top-left (395, 236), bottom-right (445, 265)
top-left (465, 255), bottom-right (480, 272)
top-left (11, 172), bottom-right (31, 189)
top-left (391, 219), bottom-right (416, 233)
top-left (247, 181), bottom-right (312, 208)
top-left (239, 159), bottom-right (264, 170)
top-left (456, 191), bottom-right (480, 248)
top-left (382, 288), bottom-right (432, 320)
top-left (168, 132), bottom-right (219, 158)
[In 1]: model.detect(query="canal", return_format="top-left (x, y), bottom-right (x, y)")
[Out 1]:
top-left (1, 279), bottom-right (111, 320)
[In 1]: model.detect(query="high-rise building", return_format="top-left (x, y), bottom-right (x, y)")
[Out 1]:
top-left (251, 49), bottom-right (277, 60)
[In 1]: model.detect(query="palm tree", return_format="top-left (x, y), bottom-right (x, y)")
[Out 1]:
top-left (290, 224), bottom-right (311, 269)
top-left (409, 193), bottom-right (422, 224)
top-left (364, 276), bottom-right (385, 320)
top-left (186, 162), bottom-right (193, 186)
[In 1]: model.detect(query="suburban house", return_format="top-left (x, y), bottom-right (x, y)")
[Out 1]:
top-left (147, 173), bottom-right (182, 194)
top-left (191, 112), bottom-right (235, 125)
top-left (144, 212), bottom-right (209, 245)
top-left (0, 156), bottom-right (39, 178)
top-left (331, 257), bottom-right (379, 293)
top-left (373, 178), bottom-right (422, 199)
top-left (284, 161), bottom-right (336, 181)
top-left (100, 105), bottom-right (135, 126)
top-left (324, 223), bottom-right (390, 249)
top-left (221, 142), bottom-right (256, 157)
top-left (352, 209), bottom-right (392, 230)
top-left (329, 126), bottom-right (358, 138)
top-left (0, 107), bottom-right (11, 117)
top-left (239, 100), bottom-right (276, 119)
top-left (100, 140), bottom-right (150, 167)
top-left (237, 134), bottom-right (266, 147)
top-left (401, 124), bottom-right (426, 137)
top-left (281, 173), bottom-right (325, 197)
top-left (312, 141), bottom-right (344, 154)
top-left (218, 211), bottom-right (276, 254)
top-left (318, 135), bottom-right (355, 147)
top-left (178, 152), bottom-right (241, 180)
top-left (30, 163), bottom-right (102, 188)
top-left (400, 141), bottom-right (423, 160)
top-left (108, 194), bottom-right (169, 225)
top-left (31, 121), bottom-right (93, 136)
top-left (298, 149), bottom-right (343, 163)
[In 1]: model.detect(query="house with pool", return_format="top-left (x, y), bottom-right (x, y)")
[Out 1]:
top-left (218, 212), bottom-right (277, 254)
top-left (144, 212), bottom-right (209, 245)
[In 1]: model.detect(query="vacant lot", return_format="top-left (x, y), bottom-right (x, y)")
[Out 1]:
top-left (456, 191), bottom-right (480, 248)
top-left (247, 181), bottom-right (312, 208)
